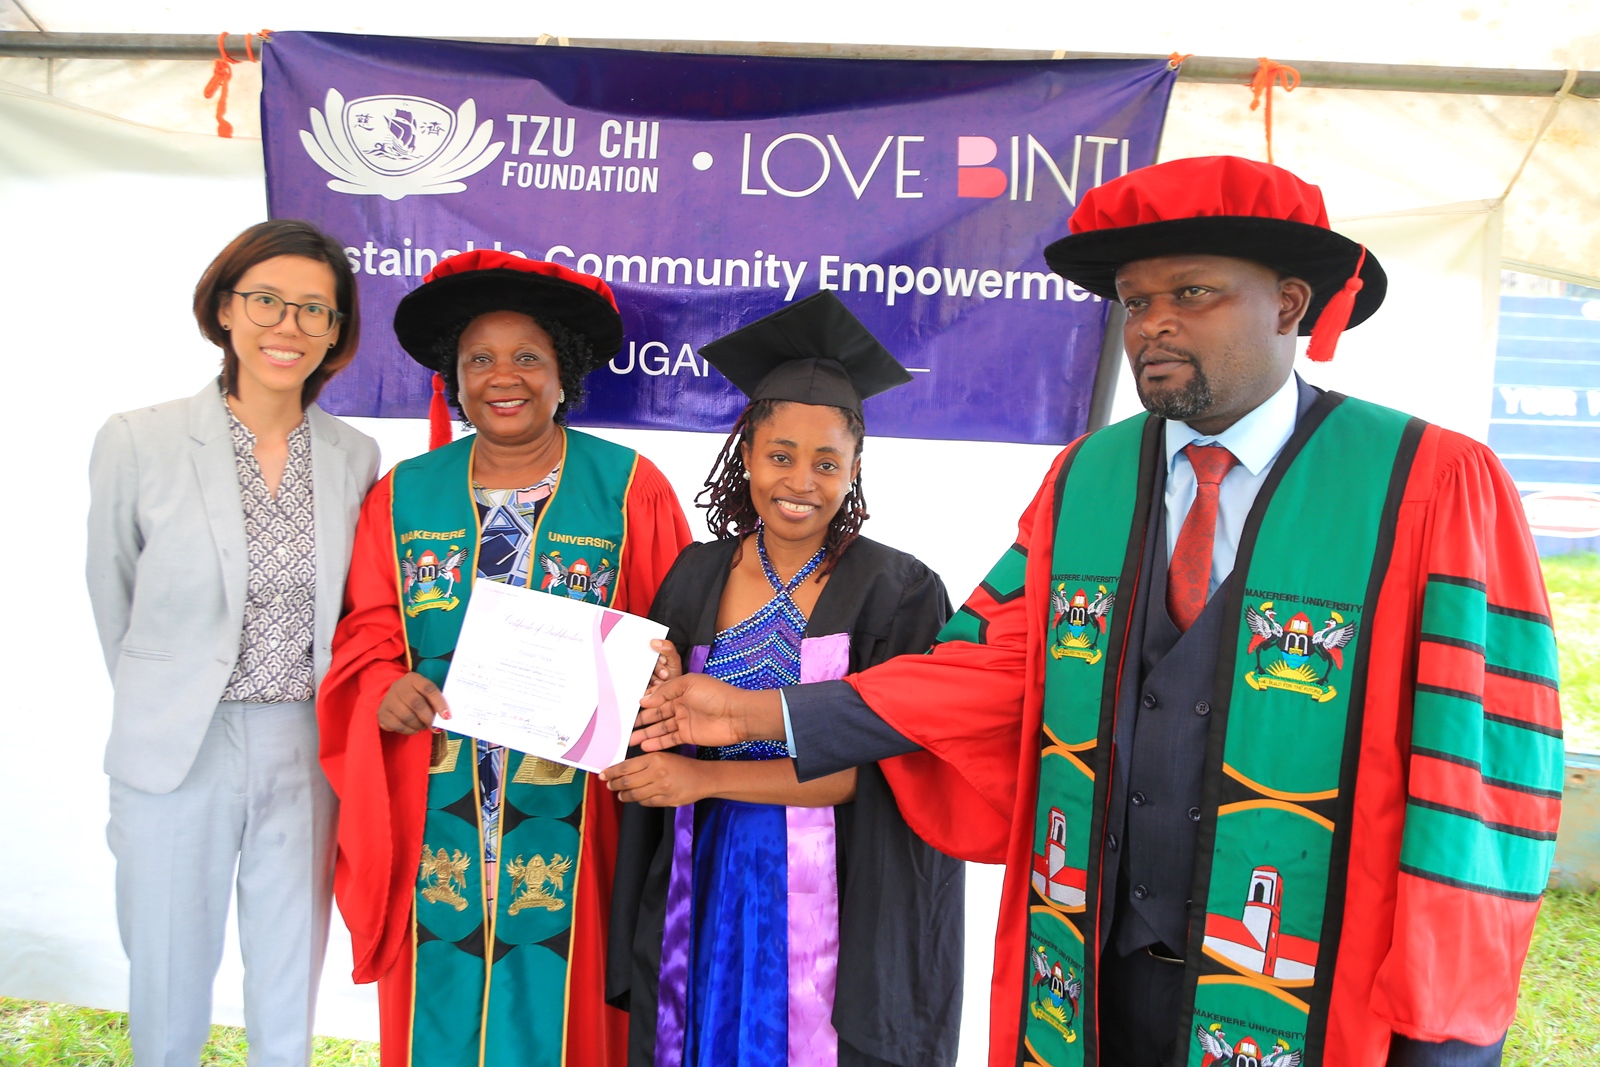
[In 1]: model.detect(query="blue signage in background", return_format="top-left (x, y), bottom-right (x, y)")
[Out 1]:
top-left (1488, 276), bottom-right (1600, 555)
top-left (261, 33), bottom-right (1176, 444)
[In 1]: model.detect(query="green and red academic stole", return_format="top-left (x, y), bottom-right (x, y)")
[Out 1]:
top-left (1020, 394), bottom-right (1423, 1067)
top-left (1022, 412), bottom-right (1149, 1067)
top-left (390, 428), bottom-right (639, 1067)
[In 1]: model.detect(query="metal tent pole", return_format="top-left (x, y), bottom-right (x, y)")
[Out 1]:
top-left (0, 31), bottom-right (1595, 98)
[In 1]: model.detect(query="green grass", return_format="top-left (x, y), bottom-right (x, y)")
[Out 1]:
top-left (0, 1001), bottom-right (129, 1067)
top-left (1544, 552), bottom-right (1600, 754)
top-left (1504, 889), bottom-right (1600, 1066)
top-left (0, 1000), bottom-right (378, 1066)
top-left (3, 557), bottom-right (1595, 1064)
top-left (3, 903), bottom-right (1597, 1067)
top-left (1, 917), bottom-right (1597, 1066)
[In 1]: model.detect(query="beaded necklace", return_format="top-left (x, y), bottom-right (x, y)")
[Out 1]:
top-left (700, 526), bottom-right (826, 761)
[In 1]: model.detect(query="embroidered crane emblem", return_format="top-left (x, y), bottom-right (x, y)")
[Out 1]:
top-left (1049, 583), bottom-right (1115, 664)
top-left (402, 545), bottom-right (468, 616)
top-left (1028, 944), bottom-right (1081, 1043)
top-left (506, 853), bottom-right (574, 915)
top-left (539, 550), bottom-right (616, 604)
top-left (419, 846), bottom-right (472, 912)
top-left (1243, 600), bottom-right (1357, 702)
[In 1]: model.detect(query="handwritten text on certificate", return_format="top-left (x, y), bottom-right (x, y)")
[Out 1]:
top-left (441, 579), bottom-right (667, 773)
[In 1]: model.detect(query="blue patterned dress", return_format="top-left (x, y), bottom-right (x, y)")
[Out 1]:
top-left (684, 534), bottom-right (826, 1066)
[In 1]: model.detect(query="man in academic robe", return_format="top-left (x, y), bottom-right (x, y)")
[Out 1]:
top-left (633, 156), bottom-right (1563, 1067)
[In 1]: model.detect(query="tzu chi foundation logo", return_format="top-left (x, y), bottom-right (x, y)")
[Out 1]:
top-left (300, 89), bottom-right (505, 200)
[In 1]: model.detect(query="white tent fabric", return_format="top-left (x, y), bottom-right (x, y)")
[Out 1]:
top-left (0, 79), bottom-right (1592, 289)
top-left (1, 0), bottom-right (1595, 285)
top-left (2, 0), bottom-right (1596, 69)
top-left (1, 1), bottom-right (1593, 1057)
top-left (0, 79), bottom-right (1056, 1053)
top-left (0, 79), bottom-right (382, 1038)
top-left (1159, 80), bottom-right (1597, 285)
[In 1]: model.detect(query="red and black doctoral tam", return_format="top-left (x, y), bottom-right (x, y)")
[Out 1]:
top-left (394, 249), bottom-right (623, 367)
top-left (392, 249), bottom-right (624, 448)
top-left (1043, 155), bottom-right (1386, 362)
top-left (700, 291), bottom-right (913, 416)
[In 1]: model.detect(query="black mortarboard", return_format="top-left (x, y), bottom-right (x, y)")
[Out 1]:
top-left (700, 291), bottom-right (913, 414)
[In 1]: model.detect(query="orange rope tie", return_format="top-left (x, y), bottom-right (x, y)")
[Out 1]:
top-left (1168, 52), bottom-right (1194, 70)
top-left (203, 29), bottom-right (273, 139)
top-left (1248, 57), bottom-right (1300, 165)
top-left (203, 33), bottom-right (235, 138)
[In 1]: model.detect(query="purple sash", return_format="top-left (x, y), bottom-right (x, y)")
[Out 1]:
top-left (654, 635), bottom-right (850, 1067)
top-left (652, 645), bottom-right (707, 1067)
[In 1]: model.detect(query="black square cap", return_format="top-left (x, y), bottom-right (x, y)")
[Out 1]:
top-left (700, 291), bottom-right (913, 414)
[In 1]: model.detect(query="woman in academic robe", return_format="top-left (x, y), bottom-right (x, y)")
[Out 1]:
top-left (317, 250), bottom-right (692, 1067)
top-left (603, 291), bottom-right (966, 1067)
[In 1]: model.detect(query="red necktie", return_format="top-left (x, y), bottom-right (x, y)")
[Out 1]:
top-left (1167, 443), bottom-right (1240, 632)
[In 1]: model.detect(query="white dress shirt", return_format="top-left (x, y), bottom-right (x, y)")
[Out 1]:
top-left (1163, 371), bottom-right (1301, 596)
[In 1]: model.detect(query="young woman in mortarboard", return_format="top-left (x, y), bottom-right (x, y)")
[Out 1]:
top-left (602, 292), bottom-right (966, 1067)
top-left (316, 250), bottom-right (692, 1067)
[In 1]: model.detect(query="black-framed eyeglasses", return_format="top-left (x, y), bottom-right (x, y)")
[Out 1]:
top-left (227, 290), bottom-right (344, 337)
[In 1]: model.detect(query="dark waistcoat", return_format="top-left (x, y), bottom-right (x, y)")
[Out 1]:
top-left (1098, 468), bottom-right (1235, 957)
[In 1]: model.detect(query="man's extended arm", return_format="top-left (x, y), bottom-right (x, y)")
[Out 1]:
top-left (636, 451), bottom-right (1068, 867)
top-left (782, 682), bottom-right (920, 780)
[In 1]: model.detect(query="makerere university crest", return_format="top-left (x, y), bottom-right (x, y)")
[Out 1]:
top-left (299, 88), bottom-right (505, 200)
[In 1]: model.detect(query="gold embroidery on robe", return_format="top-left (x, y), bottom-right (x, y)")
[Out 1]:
top-left (419, 846), bottom-right (472, 911)
top-left (506, 853), bottom-right (573, 915)
top-left (512, 754), bottom-right (577, 786)
top-left (429, 735), bottom-right (463, 774)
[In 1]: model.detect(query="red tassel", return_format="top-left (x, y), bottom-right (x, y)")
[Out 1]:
top-left (1305, 245), bottom-right (1366, 363)
top-left (428, 373), bottom-right (453, 450)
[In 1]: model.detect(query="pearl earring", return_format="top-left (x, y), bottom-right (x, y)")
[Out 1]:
top-left (742, 470), bottom-right (751, 480)
top-left (559, 389), bottom-right (566, 402)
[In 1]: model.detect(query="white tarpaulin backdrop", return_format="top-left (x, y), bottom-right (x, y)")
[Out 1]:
top-left (0, 82), bottom-right (1053, 1052)
top-left (1, 1), bottom-right (1593, 1059)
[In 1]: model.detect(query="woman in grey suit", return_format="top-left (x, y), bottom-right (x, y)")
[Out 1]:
top-left (86, 219), bottom-right (380, 1067)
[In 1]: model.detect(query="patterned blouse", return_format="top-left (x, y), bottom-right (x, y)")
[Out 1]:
top-left (219, 391), bottom-right (317, 703)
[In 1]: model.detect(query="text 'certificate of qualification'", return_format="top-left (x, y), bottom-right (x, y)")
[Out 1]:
top-left (441, 579), bottom-right (667, 773)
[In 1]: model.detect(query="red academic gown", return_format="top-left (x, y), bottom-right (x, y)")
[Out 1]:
top-left (318, 456), bottom-right (691, 1066)
top-left (861, 423), bottom-right (1558, 1067)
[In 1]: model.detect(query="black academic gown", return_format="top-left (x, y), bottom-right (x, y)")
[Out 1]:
top-left (606, 534), bottom-right (966, 1067)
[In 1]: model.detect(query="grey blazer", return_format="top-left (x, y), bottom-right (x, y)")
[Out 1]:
top-left (86, 382), bottom-right (380, 795)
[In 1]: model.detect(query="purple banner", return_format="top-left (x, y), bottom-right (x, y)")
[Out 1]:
top-left (262, 33), bottom-right (1174, 443)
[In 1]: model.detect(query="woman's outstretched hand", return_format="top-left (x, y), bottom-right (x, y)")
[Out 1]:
top-left (600, 752), bottom-right (711, 807)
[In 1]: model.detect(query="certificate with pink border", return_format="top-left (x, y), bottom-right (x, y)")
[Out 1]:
top-left (441, 579), bottom-right (667, 773)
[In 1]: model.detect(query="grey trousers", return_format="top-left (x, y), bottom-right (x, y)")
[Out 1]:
top-left (107, 701), bottom-right (337, 1067)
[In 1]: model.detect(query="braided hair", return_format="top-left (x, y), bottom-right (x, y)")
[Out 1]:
top-left (696, 398), bottom-right (869, 577)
